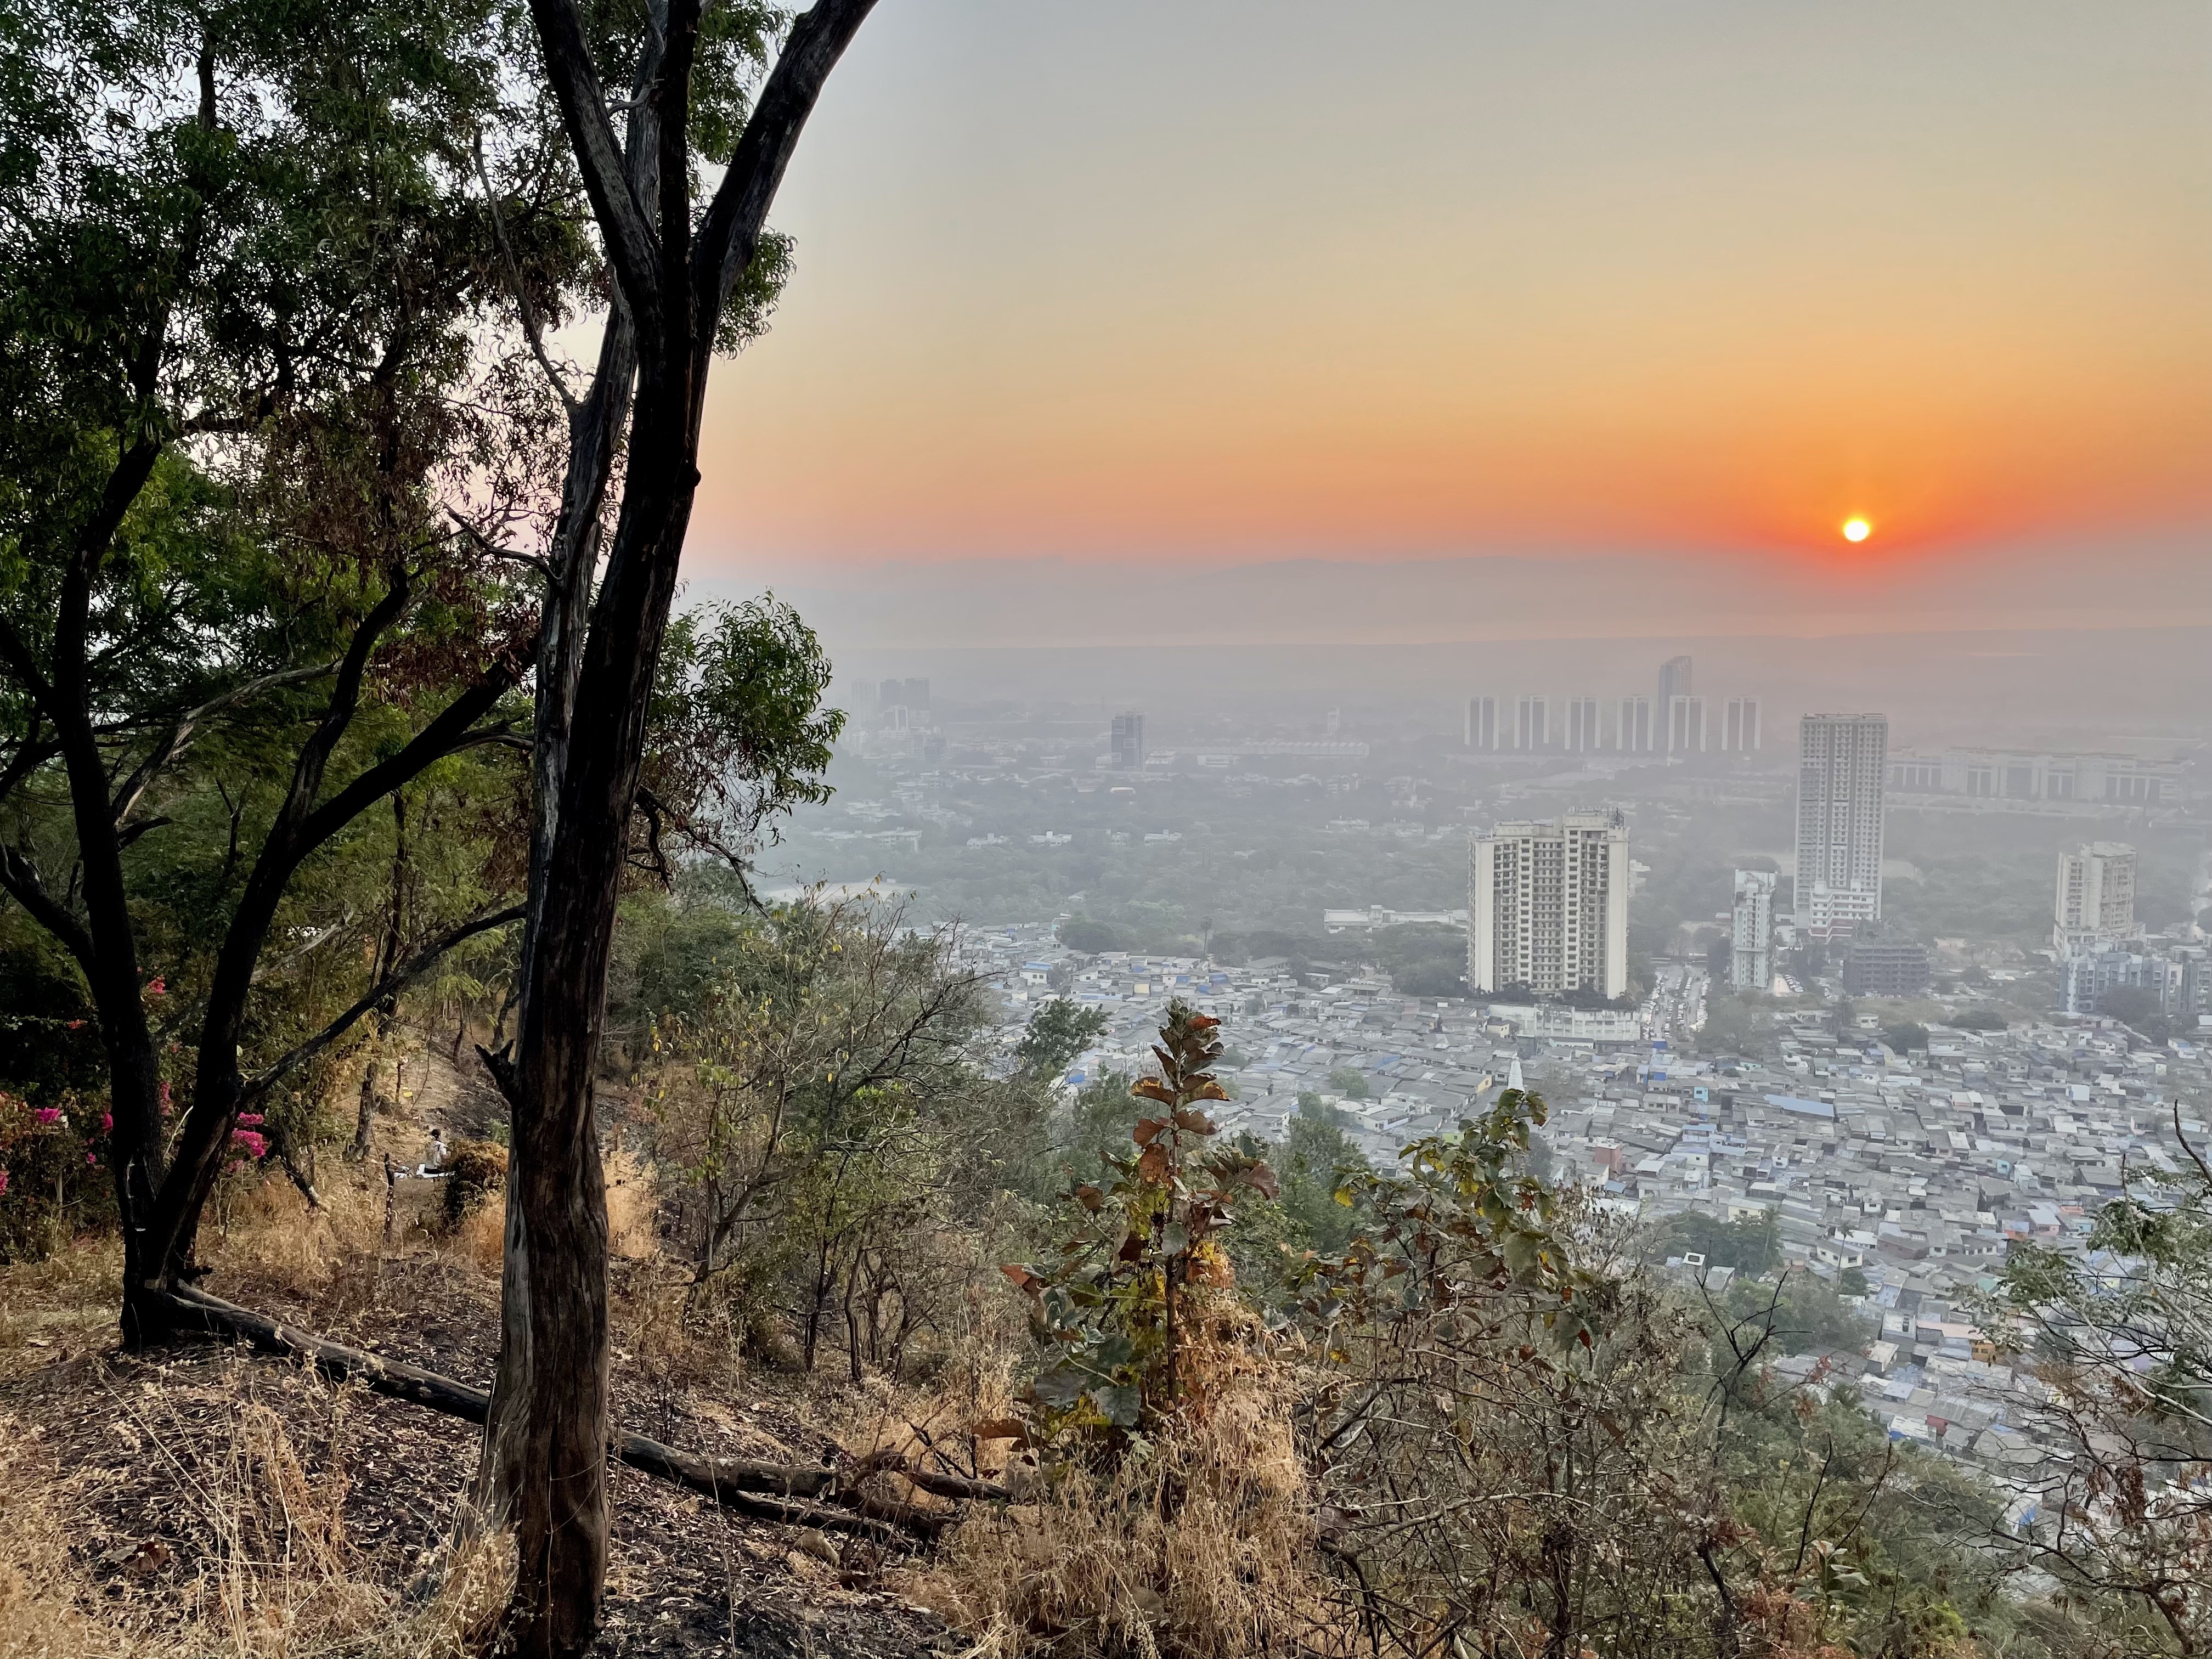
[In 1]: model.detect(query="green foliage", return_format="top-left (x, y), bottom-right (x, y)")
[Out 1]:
top-left (641, 891), bottom-right (1023, 1374)
top-left (1971, 1128), bottom-right (2212, 1647)
top-left (1002, 1001), bottom-right (1278, 1443)
top-left (1277, 1093), bottom-right (1368, 1255)
top-left (1364, 922), bottom-right (1466, 997)
top-left (1051, 1069), bottom-right (1141, 1190)
top-left (2097, 983), bottom-right (2170, 1039)
top-left (1015, 998), bottom-right (1108, 1077)
top-left (1324, 1065), bottom-right (1369, 1100)
top-left (1707, 1269), bottom-right (1877, 1358)
top-left (645, 597), bottom-right (844, 871)
top-left (1950, 1007), bottom-right (2007, 1032)
top-left (1647, 1208), bottom-right (1781, 1274)
top-left (1055, 914), bottom-right (1133, 954)
top-left (1295, 1088), bottom-right (1594, 1348)
top-left (1697, 991), bottom-right (1774, 1058)
top-left (1883, 1020), bottom-right (1929, 1054)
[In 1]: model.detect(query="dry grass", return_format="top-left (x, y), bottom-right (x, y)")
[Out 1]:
top-left (0, 1381), bottom-right (512, 1659)
top-left (204, 1170), bottom-right (389, 1296)
top-left (909, 1328), bottom-right (1332, 1659)
top-left (0, 1234), bottom-right (123, 1383)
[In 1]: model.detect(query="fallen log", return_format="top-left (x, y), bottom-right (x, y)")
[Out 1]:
top-left (146, 1285), bottom-right (924, 1540)
top-left (849, 1447), bottom-right (1012, 1504)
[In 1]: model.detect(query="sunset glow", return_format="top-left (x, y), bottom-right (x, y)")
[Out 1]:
top-left (681, 1), bottom-right (2212, 585)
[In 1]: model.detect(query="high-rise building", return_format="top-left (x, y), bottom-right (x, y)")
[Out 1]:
top-left (1109, 712), bottom-right (1146, 771)
top-left (1564, 696), bottom-right (1602, 753)
top-left (1795, 714), bottom-right (1888, 935)
top-left (1657, 654), bottom-right (1692, 710)
top-left (1515, 694), bottom-right (1550, 752)
top-left (1468, 810), bottom-right (1630, 999)
top-left (1666, 694), bottom-right (1706, 756)
top-left (1729, 869), bottom-right (1776, 991)
top-left (1464, 695), bottom-right (1500, 751)
top-left (877, 677), bottom-right (930, 712)
top-left (2053, 842), bottom-right (2138, 953)
top-left (1841, 937), bottom-right (1931, 997)
top-left (1616, 695), bottom-right (1652, 754)
top-left (1723, 696), bottom-right (1761, 752)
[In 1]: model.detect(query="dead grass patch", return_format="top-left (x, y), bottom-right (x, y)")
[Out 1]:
top-left (910, 1354), bottom-right (1329, 1659)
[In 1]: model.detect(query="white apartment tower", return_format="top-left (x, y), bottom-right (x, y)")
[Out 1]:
top-left (1730, 869), bottom-right (1776, 991)
top-left (1469, 810), bottom-right (1631, 999)
top-left (1723, 696), bottom-right (1761, 752)
top-left (1616, 695), bottom-right (1653, 754)
top-left (2053, 842), bottom-right (2138, 953)
top-left (1464, 695), bottom-right (1500, 751)
top-left (1564, 696), bottom-right (1603, 753)
top-left (1515, 694), bottom-right (1550, 752)
top-left (1666, 694), bottom-right (1707, 755)
top-left (1795, 713), bottom-right (1888, 934)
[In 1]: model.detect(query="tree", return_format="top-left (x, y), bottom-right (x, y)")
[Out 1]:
top-left (1277, 1092), bottom-right (1368, 1255)
top-left (1649, 1209), bottom-right (1782, 1276)
top-left (475, 4), bottom-right (880, 1647)
top-left (1976, 1109), bottom-right (2212, 1652)
top-left (1326, 1066), bottom-right (1370, 1100)
top-left (1017, 998), bottom-right (1109, 1077)
top-left (1883, 1022), bottom-right (1929, 1055)
top-left (1057, 915), bottom-right (1131, 954)
top-left (0, 0), bottom-right (567, 1332)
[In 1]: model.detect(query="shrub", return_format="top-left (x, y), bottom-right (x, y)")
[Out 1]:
top-left (438, 1141), bottom-right (509, 1233)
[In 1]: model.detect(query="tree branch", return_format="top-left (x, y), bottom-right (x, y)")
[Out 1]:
top-left (244, 904), bottom-right (527, 1107)
top-left (524, 0), bottom-right (663, 325)
top-left (0, 843), bottom-right (97, 973)
top-left (472, 129), bottom-right (581, 416)
top-left (109, 658), bottom-right (342, 830)
top-left (148, 1284), bottom-right (943, 1541)
top-left (691, 0), bottom-right (879, 391)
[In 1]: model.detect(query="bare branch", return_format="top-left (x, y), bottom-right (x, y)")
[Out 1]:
top-left (244, 904), bottom-right (527, 1106)
top-left (0, 843), bottom-right (97, 973)
top-left (473, 129), bottom-right (581, 416)
top-left (109, 658), bottom-right (342, 829)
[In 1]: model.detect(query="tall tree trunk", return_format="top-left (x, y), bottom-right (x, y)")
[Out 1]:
top-left (476, 6), bottom-right (879, 1649)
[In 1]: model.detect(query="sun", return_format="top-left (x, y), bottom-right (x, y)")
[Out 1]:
top-left (1841, 517), bottom-right (1871, 544)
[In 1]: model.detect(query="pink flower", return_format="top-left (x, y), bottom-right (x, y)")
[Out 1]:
top-left (99, 1112), bottom-right (112, 1135)
top-left (86, 1152), bottom-right (97, 1165)
top-left (157, 1082), bottom-right (171, 1115)
top-left (33, 1107), bottom-right (63, 1125)
top-left (0, 1167), bottom-right (9, 1195)
top-left (229, 1128), bottom-right (269, 1160)
top-left (145, 977), bottom-right (165, 996)
top-left (235, 1112), bottom-right (264, 1127)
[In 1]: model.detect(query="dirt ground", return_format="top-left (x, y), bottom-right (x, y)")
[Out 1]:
top-left (0, 1030), bottom-right (963, 1657)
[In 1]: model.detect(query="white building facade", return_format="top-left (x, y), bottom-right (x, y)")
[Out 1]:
top-left (1469, 810), bottom-right (1632, 999)
top-left (1796, 713), bottom-right (1888, 935)
top-left (1730, 868), bottom-right (1776, 991)
top-left (2053, 842), bottom-right (2138, 953)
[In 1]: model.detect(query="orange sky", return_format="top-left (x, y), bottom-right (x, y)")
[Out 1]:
top-left (682, 0), bottom-right (2212, 578)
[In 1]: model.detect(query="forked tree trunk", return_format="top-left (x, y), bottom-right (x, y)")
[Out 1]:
top-left (474, 5), bottom-right (878, 1649)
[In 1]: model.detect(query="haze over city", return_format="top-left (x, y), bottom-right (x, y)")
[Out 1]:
top-left (5, 2), bottom-right (2210, 1654)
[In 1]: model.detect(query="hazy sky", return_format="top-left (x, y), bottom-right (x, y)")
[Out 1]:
top-left (686, 1), bottom-right (2212, 586)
